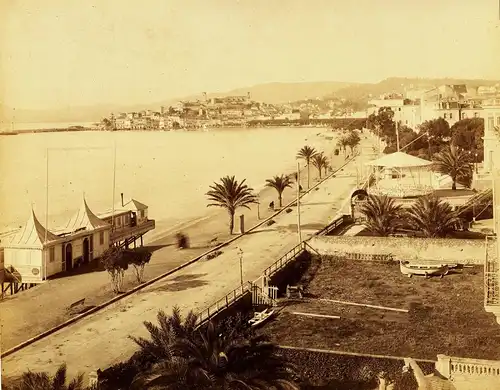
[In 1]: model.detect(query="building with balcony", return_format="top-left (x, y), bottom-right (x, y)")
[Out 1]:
top-left (0, 195), bottom-right (155, 287)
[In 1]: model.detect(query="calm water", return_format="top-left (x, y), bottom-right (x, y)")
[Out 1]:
top-left (0, 128), bottom-right (331, 237)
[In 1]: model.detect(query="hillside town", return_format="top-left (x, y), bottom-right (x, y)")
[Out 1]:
top-left (98, 83), bottom-right (500, 131)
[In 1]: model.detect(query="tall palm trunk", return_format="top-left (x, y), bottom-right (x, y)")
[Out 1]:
top-left (306, 160), bottom-right (310, 189)
top-left (278, 194), bottom-right (283, 208)
top-left (452, 181), bottom-right (456, 190)
top-left (228, 210), bottom-right (235, 234)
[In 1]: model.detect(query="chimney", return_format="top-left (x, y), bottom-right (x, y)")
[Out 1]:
top-left (121, 193), bottom-right (124, 207)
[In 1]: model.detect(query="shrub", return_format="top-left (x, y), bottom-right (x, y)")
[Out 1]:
top-left (206, 250), bottom-right (223, 260)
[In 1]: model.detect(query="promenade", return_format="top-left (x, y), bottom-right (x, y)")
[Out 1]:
top-left (1, 131), bottom-right (342, 351)
top-left (2, 135), bottom-right (378, 381)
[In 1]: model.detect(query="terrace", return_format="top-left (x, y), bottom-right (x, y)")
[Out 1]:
top-left (258, 255), bottom-right (500, 361)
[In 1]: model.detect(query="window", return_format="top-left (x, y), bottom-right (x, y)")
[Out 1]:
top-left (140, 210), bottom-right (145, 219)
top-left (497, 116), bottom-right (500, 126)
top-left (474, 112), bottom-right (479, 118)
top-left (488, 117), bottom-right (495, 130)
top-left (444, 113), bottom-right (448, 119)
top-left (462, 112), bottom-right (466, 119)
top-left (449, 113), bottom-right (453, 119)
top-left (99, 231), bottom-right (104, 245)
top-left (49, 247), bottom-right (55, 262)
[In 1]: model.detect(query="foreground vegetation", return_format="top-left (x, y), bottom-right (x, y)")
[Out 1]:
top-left (358, 194), bottom-right (463, 238)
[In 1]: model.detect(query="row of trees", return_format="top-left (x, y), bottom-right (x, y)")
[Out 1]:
top-left (206, 143), bottom-right (333, 235)
top-left (336, 129), bottom-right (361, 156)
top-left (8, 308), bottom-right (301, 390)
top-left (358, 194), bottom-right (461, 238)
top-left (367, 107), bottom-right (484, 162)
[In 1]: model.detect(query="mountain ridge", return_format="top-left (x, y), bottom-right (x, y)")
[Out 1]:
top-left (2, 78), bottom-right (499, 124)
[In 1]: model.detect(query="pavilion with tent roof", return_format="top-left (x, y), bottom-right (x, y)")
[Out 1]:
top-left (1, 195), bottom-right (154, 294)
top-left (364, 151), bottom-right (436, 198)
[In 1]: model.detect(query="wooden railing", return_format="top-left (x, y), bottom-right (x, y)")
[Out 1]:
top-left (437, 354), bottom-right (500, 379)
top-left (329, 252), bottom-right (394, 262)
top-left (110, 219), bottom-right (155, 243)
top-left (315, 215), bottom-right (348, 236)
top-left (195, 284), bottom-right (250, 327)
top-left (456, 188), bottom-right (492, 217)
top-left (262, 242), bottom-right (307, 277)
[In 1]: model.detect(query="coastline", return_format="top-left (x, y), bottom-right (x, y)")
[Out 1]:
top-left (0, 127), bottom-right (337, 238)
top-left (0, 131), bottom-right (346, 352)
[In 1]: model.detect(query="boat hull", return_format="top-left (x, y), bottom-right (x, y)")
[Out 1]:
top-left (399, 261), bottom-right (449, 278)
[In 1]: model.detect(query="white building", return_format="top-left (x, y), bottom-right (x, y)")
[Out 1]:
top-left (1, 196), bottom-right (155, 285)
top-left (482, 105), bottom-right (500, 173)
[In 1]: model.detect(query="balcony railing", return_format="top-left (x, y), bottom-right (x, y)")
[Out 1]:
top-left (110, 219), bottom-right (155, 243)
top-left (437, 354), bottom-right (500, 379)
top-left (485, 236), bottom-right (499, 306)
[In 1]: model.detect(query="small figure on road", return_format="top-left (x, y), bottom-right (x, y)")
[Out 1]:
top-left (176, 232), bottom-right (189, 249)
top-left (269, 201), bottom-right (275, 210)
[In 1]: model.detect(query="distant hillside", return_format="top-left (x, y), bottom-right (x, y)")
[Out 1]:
top-left (3, 78), bottom-right (499, 124)
top-left (1, 81), bottom-right (357, 124)
top-left (325, 77), bottom-right (500, 101)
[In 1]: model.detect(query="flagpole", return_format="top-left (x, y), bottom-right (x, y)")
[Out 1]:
top-left (297, 162), bottom-right (302, 243)
top-left (44, 148), bottom-right (49, 280)
top-left (111, 141), bottom-right (117, 234)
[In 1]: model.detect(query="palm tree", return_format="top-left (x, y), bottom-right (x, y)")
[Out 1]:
top-left (359, 195), bottom-right (403, 237)
top-left (265, 174), bottom-right (293, 208)
top-left (311, 153), bottom-right (329, 179)
top-left (9, 364), bottom-right (85, 390)
top-left (133, 321), bottom-right (300, 390)
top-left (405, 196), bottom-right (460, 238)
top-left (433, 145), bottom-right (472, 190)
top-left (206, 176), bottom-right (258, 234)
top-left (296, 145), bottom-right (318, 189)
top-left (131, 306), bottom-right (199, 362)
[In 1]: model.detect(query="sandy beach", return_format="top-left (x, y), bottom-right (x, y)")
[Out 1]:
top-left (1, 134), bottom-right (378, 382)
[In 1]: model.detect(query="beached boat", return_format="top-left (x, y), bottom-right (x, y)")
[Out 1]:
top-left (248, 308), bottom-right (275, 327)
top-left (399, 260), bottom-right (449, 278)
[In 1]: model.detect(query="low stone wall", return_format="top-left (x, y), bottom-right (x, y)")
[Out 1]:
top-left (308, 236), bottom-right (496, 264)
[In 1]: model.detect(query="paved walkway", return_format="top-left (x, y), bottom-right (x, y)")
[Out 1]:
top-left (0, 136), bottom-right (346, 351)
top-left (2, 136), bottom-right (378, 381)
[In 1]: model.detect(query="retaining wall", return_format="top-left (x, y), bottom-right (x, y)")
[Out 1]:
top-left (269, 251), bottom-right (312, 295)
top-left (308, 236), bottom-right (495, 264)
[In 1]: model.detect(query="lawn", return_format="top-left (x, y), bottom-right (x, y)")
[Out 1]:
top-left (260, 256), bottom-right (500, 361)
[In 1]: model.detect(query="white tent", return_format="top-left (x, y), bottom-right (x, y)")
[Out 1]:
top-left (365, 152), bottom-right (434, 198)
top-left (365, 151), bottom-right (433, 168)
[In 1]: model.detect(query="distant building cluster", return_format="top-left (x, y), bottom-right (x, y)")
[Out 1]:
top-left (368, 83), bottom-right (500, 130)
top-left (99, 93), bottom-right (367, 130)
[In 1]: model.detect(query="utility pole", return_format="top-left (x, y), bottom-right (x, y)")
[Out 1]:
top-left (396, 120), bottom-right (400, 152)
top-left (297, 162), bottom-right (302, 243)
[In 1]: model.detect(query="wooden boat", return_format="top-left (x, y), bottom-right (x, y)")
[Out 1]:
top-left (399, 260), bottom-right (449, 278)
top-left (248, 308), bottom-right (275, 328)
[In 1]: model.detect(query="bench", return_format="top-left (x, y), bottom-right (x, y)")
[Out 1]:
top-left (68, 298), bottom-right (85, 311)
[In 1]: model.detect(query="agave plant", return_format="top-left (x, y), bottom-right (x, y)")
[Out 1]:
top-left (8, 364), bottom-right (85, 390)
top-left (265, 174), bottom-right (293, 208)
top-left (296, 145), bottom-right (318, 189)
top-left (206, 176), bottom-right (258, 234)
top-left (405, 196), bottom-right (460, 238)
top-left (359, 195), bottom-right (403, 237)
top-left (311, 153), bottom-right (329, 179)
top-left (432, 145), bottom-right (472, 190)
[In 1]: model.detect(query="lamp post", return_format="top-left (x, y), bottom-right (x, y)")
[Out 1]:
top-left (257, 201), bottom-right (261, 220)
top-left (237, 247), bottom-right (243, 286)
top-left (296, 162), bottom-right (302, 243)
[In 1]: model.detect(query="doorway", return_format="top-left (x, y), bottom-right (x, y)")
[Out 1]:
top-left (83, 238), bottom-right (90, 264)
top-left (65, 243), bottom-right (73, 271)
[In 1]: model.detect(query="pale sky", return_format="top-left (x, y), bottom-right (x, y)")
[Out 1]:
top-left (1, 0), bottom-right (499, 110)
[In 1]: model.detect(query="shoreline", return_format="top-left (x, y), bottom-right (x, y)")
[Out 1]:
top-left (0, 132), bottom-right (349, 352)
top-left (0, 129), bottom-right (338, 239)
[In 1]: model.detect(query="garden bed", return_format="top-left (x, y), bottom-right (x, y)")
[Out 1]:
top-left (260, 256), bottom-right (500, 361)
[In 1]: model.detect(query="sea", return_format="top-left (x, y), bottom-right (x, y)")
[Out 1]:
top-left (0, 127), bottom-right (332, 240)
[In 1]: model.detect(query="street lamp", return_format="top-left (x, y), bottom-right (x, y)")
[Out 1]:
top-left (237, 247), bottom-right (244, 286)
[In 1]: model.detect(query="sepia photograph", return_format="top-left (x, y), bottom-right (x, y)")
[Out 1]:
top-left (1, 0), bottom-right (500, 389)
